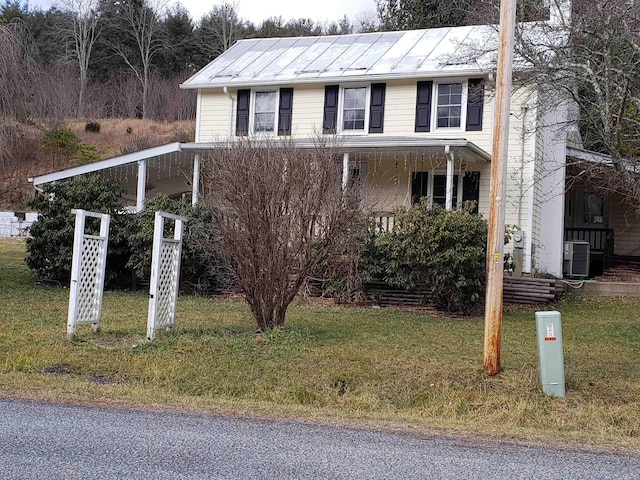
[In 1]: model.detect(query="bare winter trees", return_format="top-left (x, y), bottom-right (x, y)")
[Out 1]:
top-left (107, 0), bottom-right (169, 119)
top-left (203, 139), bottom-right (364, 331)
top-left (509, 0), bottom-right (640, 215)
top-left (56, 0), bottom-right (101, 116)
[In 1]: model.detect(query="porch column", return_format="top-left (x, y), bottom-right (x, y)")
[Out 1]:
top-left (342, 152), bottom-right (350, 189)
top-left (192, 154), bottom-right (200, 206)
top-left (136, 159), bottom-right (147, 212)
top-left (445, 146), bottom-right (454, 211)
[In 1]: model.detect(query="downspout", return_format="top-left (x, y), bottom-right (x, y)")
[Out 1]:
top-left (223, 87), bottom-right (235, 140)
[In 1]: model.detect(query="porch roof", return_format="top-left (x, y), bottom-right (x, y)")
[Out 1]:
top-left (28, 137), bottom-right (489, 206)
top-left (567, 147), bottom-right (640, 173)
top-left (29, 137), bottom-right (490, 187)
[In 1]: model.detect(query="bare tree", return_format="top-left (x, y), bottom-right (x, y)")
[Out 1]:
top-left (516, 0), bottom-right (640, 215)
top-left (0, 24), bottom-right (34, 120)
top-left (55, 0), bottom-right (101, 117)
top-left (109, 0), bottom-right (168, 119)
top-left (195, 2), bottom-right (247, 62)
top-left (203, 139), bottom-right (364, 332)
top-left (462, 0), bottom-right (640, 216)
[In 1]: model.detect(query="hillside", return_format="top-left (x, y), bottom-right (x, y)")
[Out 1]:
top-left (1, 119), bottom-right (195, 211)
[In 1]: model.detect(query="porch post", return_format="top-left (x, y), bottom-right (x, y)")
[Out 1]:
top-left (192, 154), bottom-right (200, 206)
top-left (136, 159), bottom-right (147, 212)
top-left (445, 146), bottom-right (454, 211)
top-left (342, 152), bottom-right (350, 189)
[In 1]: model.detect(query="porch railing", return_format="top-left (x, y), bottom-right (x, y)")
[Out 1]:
top-left (372, 211), bottom-right (395, 233)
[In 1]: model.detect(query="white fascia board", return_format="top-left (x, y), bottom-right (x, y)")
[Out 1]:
top-left (30, 142), bottom-right (183, 186)
top-left (179, 69), bottom-right (490, 90)
top-left (180, 137), bottom-right (491, 161)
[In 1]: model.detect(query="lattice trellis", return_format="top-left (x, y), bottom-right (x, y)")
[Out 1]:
top-left (67, 209), bottom-right (110, 340)
top-left (147, 212), bottom-right (186, 340)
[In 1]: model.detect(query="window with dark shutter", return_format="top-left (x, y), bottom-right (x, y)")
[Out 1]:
top-left (411, 172), bottom-right (429, 205)
top-left (465, 79), bottom-right (484, 131)
top-left (462, 171), bottom-right (481, 213)
top-left (278, 88), bottom-right (293, 136)
top-left (323, 85), bottom-right (339, 134)
top-left (236, 89), bottom-right (250, 136)
top-left (415, 81), bottom-right (433, 132)
top-left (368, 83), bottom-right (386, 133)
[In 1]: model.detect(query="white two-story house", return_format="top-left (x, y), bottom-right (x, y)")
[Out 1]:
top-left (31, 15), bottom-right (639, 279)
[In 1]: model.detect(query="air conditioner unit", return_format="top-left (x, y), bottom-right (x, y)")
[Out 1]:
top-left (563, 241), bottom-right (590, 278)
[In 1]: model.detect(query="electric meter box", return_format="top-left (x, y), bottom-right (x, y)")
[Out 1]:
top-left (535, 311), bottom-right (566, 397)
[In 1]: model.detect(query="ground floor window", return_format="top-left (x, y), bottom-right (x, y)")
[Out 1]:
top-left (411, 171), bottom-right (480, 211)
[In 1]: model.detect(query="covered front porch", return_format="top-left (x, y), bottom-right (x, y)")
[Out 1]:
top-left (29, 137), bottom-right (491, 219)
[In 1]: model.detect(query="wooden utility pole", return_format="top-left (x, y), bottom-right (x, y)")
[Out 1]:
top-left (484, 0), bottom-right (517, 376)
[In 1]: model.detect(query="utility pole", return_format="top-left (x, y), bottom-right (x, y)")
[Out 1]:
top-left (484, 0), bottom-right (517, 376)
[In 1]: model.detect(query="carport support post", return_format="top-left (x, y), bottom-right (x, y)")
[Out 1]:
top-left (136, 159), bottom-right (147, 212)
top-left (484, 0), bottom-right (516, 376)
top-left (192, 154), bottom-right (200, 206)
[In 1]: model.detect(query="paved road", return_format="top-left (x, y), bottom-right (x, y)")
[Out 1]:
top-left (1, 399), bottom-right (639, 479)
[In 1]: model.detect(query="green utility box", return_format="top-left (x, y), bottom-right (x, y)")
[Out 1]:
top-left (535, 311), bottom-right (566, 397)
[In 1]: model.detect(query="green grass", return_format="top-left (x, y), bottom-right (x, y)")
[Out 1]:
top-left (1, 239), bottom-right (639, 449)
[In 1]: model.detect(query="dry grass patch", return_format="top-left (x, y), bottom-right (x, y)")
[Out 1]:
top-left (66, 118), bottom-right (195, 159)
top-left (1, 239), bottom-right (639, 450)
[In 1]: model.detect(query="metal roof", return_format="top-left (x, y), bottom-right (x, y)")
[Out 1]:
top-left (180, 26), bottom-right (503, 89)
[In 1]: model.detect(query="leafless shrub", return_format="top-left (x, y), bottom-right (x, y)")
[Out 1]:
top-left (0, 124), bottom-right (40, 209)
top-left (30, 63), bottom-right (81, 121)
top-left (0, 25), bottom-right (36, 121)
top-left (202, 138), bottom-right (365, 331)
top-left (145, 73), bottom-right (197, 121)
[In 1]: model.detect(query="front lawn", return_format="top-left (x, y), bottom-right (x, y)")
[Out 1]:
top-left (1, 239), bottom-right (639, 449)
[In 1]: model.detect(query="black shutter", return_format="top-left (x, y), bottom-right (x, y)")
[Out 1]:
top-left (323, 85), bottom-right (339, 134)
top-left (465, 79), bottom-right (484, 131)
top-left (278, 88), bottom-right (293, 136)
top-left (368, 83), bottom-right (386, 133)
top-left (462, 172), bottom-right (480, 213)
top-left (415, 81), bottom-right (433, 132)
top-left (236, 89), bottom-right (250, 136)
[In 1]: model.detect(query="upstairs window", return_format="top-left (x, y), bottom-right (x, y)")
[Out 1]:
top-left (236, 88), bottom-right (294, 136)
top-left (342, 87), bottom-right (367, 132)
top-left (253, 91), bottom-right (277, 133)
top-left (324, 84), bottom-right (385, 135)
top-left (415, 79), bottom-right (484, 133)
top-left (436, 83), bottom-right (463, 128)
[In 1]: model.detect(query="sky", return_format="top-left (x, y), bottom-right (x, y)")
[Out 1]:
top-left (28, 0), bottom-right (378, 26)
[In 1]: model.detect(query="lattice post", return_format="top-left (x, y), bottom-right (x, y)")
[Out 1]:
top-left (147, 211), bottom-right (186, 341)
top-left (67, 209), bottom-right (110, 341)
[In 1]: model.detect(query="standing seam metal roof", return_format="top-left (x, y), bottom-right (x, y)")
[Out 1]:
top-left (180, 25), bottom-right (501, 89)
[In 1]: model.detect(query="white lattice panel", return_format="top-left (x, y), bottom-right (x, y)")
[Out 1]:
top-left (155, 240), bottom-right (180, 329)
top-left (75, 236), bottom-right (105, 324)
top-left (67, 210), bottom-right (110, 340)
top-left (147, 212), bottom-right (186, 340)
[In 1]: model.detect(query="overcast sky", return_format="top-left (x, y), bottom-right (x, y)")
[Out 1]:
top-left (28, 0), bottom-right (377, 26)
